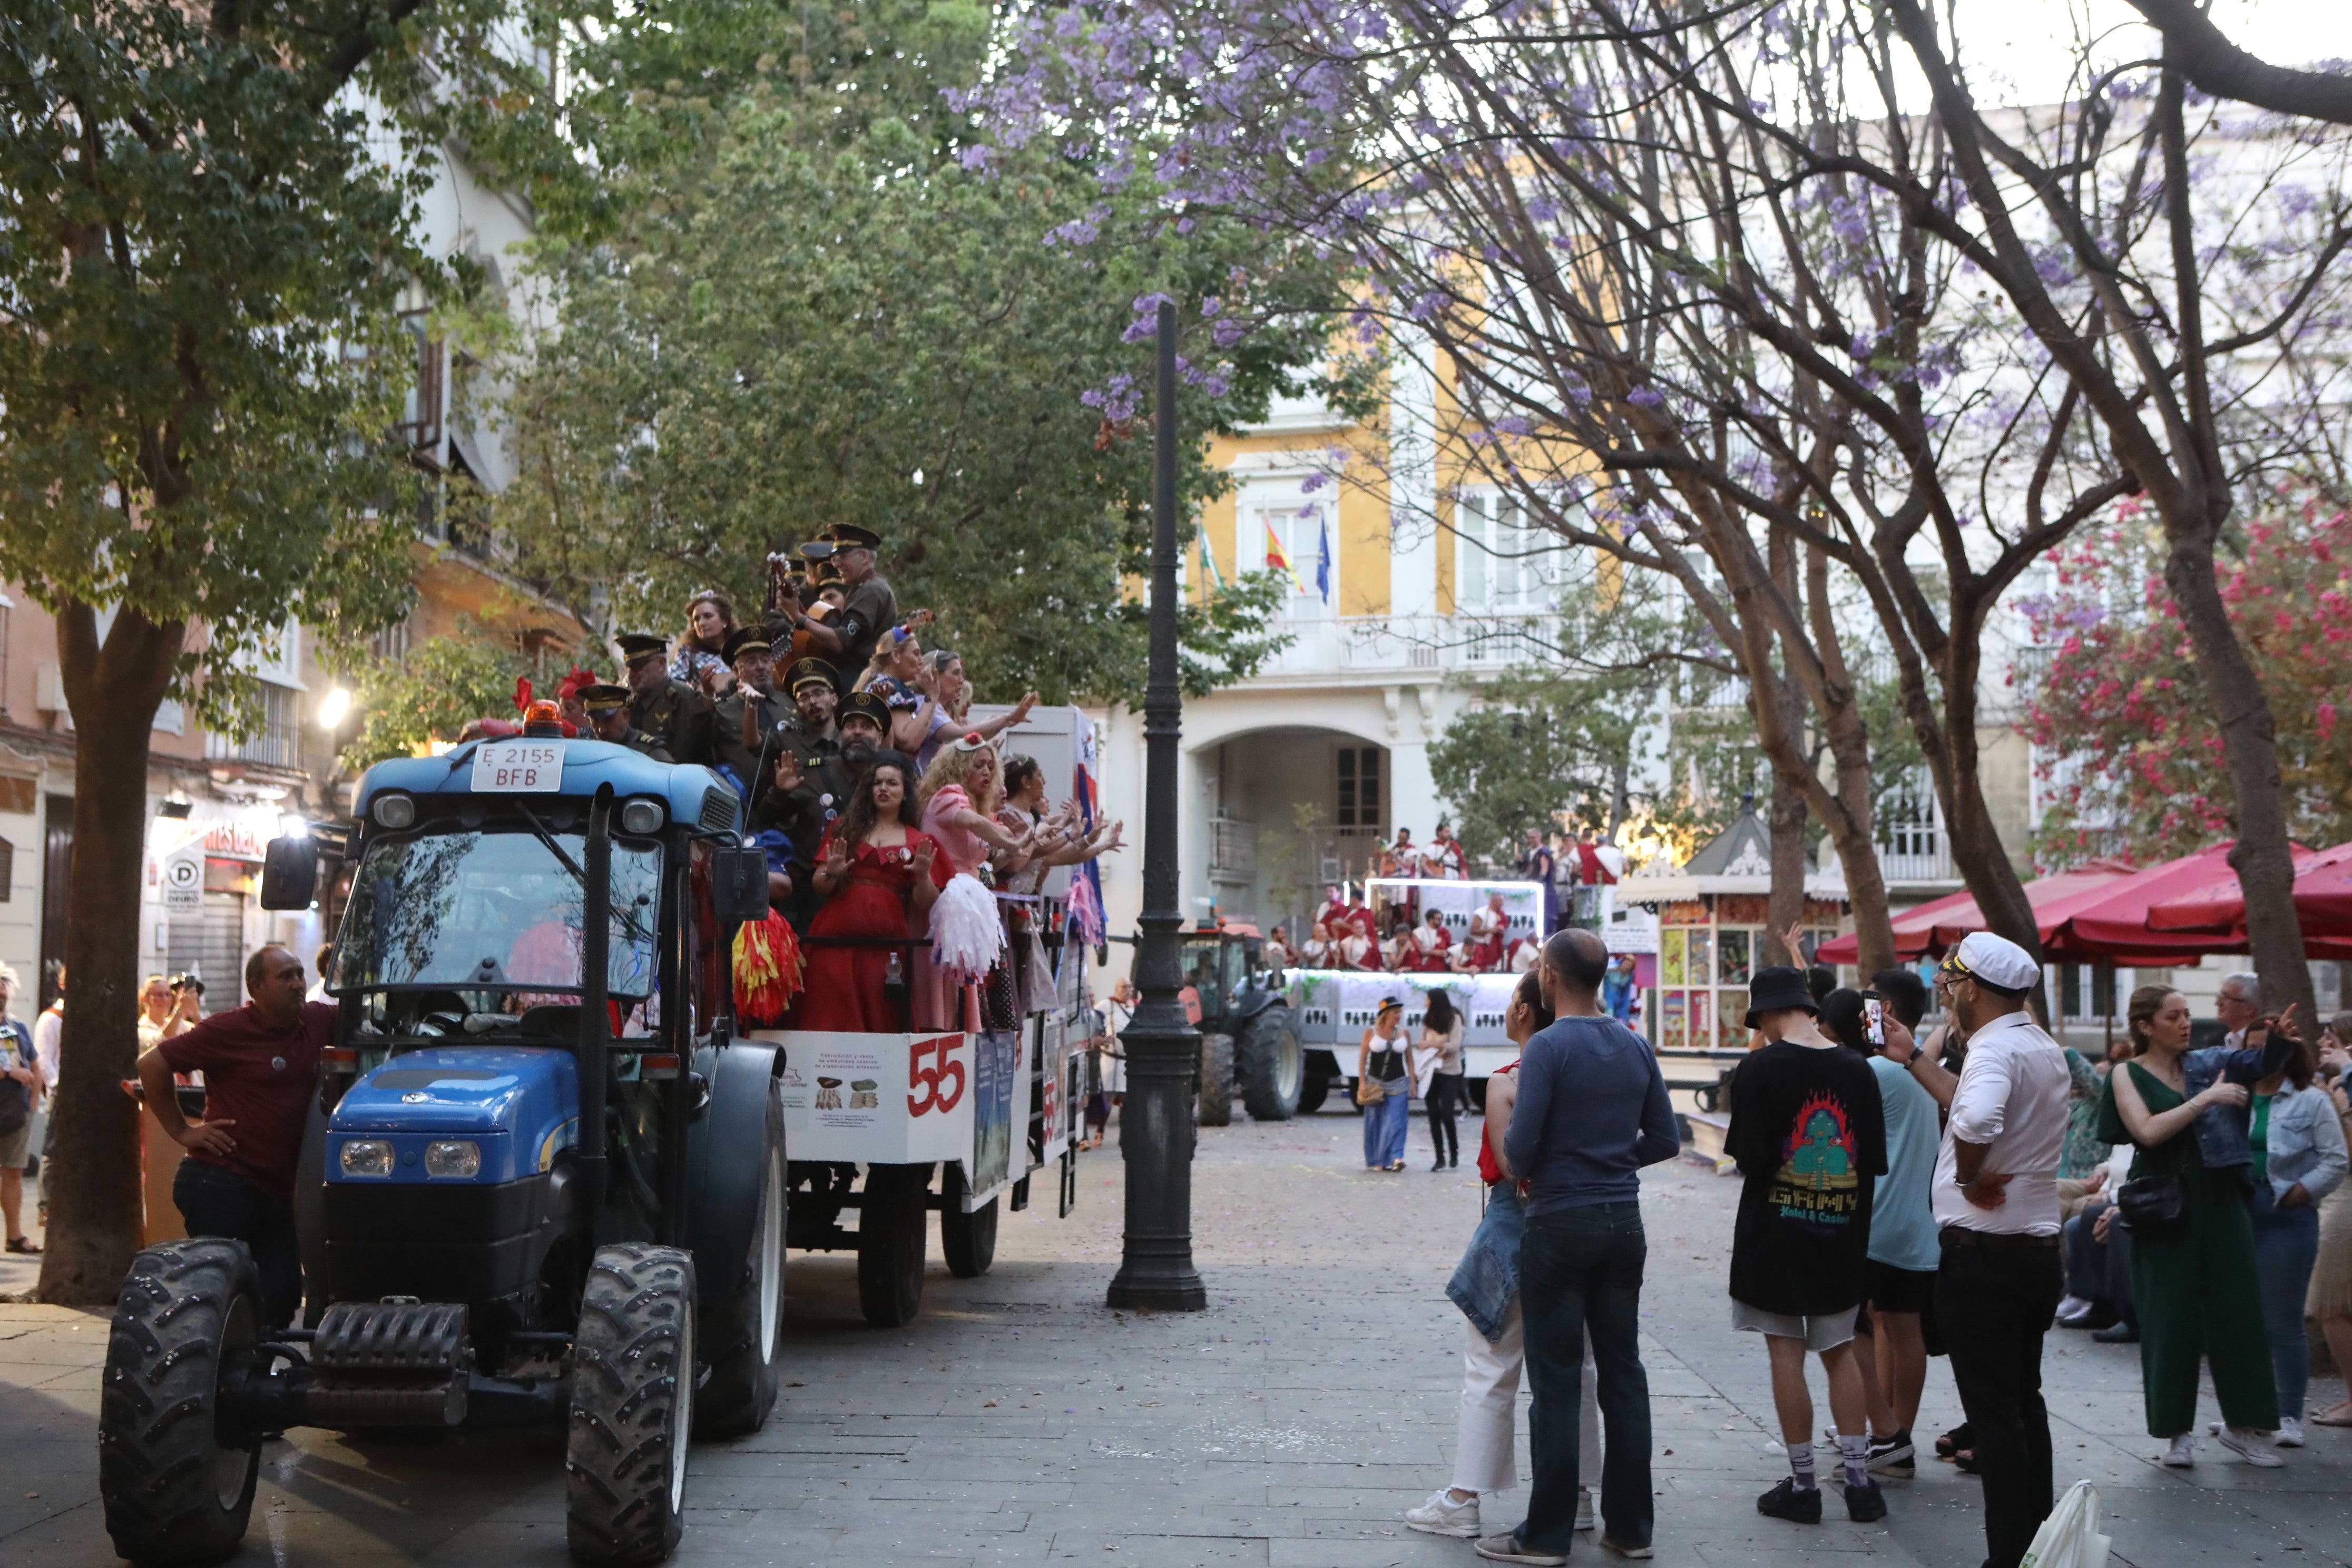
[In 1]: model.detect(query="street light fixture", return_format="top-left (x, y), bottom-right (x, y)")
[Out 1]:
top-left (1106, 300), bottom-right (1208, 1312)
top-left (317, 686), bottom-right (353, 729)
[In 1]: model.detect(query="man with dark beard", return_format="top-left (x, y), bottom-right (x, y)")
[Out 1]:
top-left (756, 690), bottom-right (894, 929)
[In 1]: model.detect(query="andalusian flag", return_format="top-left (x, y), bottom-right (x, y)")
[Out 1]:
top-left (1266, 521), bottom-right (1306, 594)
top-left (1200, 534), bottom-right (1227, 589)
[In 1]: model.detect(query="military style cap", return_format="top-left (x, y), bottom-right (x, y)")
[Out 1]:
top-left (797, 540), bottom-right (838, 563)
top-left (838, 690), bottom-right (893, 731)
top-left (829, 523), bottom-right (882, 550)
top-left (579, 684), bottom-right (632, 715)
top-left (787, 657), bottom-right (838, 694)
top-left (723, 627), bottom-right (774, 663)
top-left (811, 557), bottom-right (845, 586)
top-left (615, 632), bottom-right (669, 665)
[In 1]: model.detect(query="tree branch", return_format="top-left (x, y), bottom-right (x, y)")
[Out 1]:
top-left (2125, 0), bottom-right (2352, 124)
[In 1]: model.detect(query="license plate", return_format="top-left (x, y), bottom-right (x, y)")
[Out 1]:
top-left (472, 740), bottom-right (565, 792)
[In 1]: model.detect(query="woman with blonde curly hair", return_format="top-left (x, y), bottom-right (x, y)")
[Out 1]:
top-left (913, 736), bottom-right (1032, 1030)
top-left (672, 589), bottom-right (739, 696)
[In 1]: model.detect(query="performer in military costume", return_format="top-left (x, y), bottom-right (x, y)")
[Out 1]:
top-left (618, 632), bottom-right (715, 767)
top-left (713, 626), bottom-right (793, 801)
top-left (580, 684), bottom-right (673, 762)
top-left (755, 689), bottom-right (893, 929)
top-left (781, 656), bottom-right (841, 756)
top-left (783, 524), bottom-right (912, 692)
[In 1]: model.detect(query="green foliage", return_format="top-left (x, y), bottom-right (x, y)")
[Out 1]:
top-left (0, 0), bottom-right (546, 721)
top-left (492, 0), bottom-right (1347, 705)
top-left (339, 628), bottom-right (531, 771)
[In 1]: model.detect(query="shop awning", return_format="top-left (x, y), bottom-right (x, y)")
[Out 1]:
top-left (1814, 860), bottom-right (2135, 967)
top-left (2147, 840), bottom-right (2352, 935)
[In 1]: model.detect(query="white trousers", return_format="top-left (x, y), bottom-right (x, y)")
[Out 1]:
top-left (1452, 1296), bottom-right (1600, 1496)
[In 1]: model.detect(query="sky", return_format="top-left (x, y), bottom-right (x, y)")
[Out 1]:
top-left (1948, 0), bottom-right (2352, 107)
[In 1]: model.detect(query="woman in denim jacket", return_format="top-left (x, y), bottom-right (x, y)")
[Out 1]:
top-left (2250, 1037), bottom-right (2348, 1446)
top-left (1403, 972), bottom-right (1602, 1542)
top-left (2098, 985), bottom-right (2297, 1468)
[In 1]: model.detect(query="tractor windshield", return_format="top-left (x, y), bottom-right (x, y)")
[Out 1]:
top-left (332, 827), bottom-right (663, 998)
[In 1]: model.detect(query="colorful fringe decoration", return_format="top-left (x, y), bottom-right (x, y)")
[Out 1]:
top-left (731, 910), bottom-right (804, 1025)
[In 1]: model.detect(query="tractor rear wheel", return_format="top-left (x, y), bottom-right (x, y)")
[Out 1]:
top-left (940, 1163), bottom-right (999, 1279)
top-left (566, 1244), bottom-right (698, 1566)
top-left (1197, 1033), bottom-right (1235, 1127)
top-left (696, 1083), bottom-right (786, 1437)
top-left (857, 1163), bottom-right (931, 1328)
top-left (99, 1239), bottom-right (263, 1568)
top-left (1235, 1008), bottom-right (1305, 1121)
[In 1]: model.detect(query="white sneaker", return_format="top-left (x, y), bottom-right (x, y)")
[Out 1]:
top-left (2162, 1434), bottom-right (2196, 1467)
top-left (2211, 1425), bottom-right (2288, 1468)
top-left (1405, 1489), bottom-right (1482, 1538)
top-left (2054, 1294), bottom-right (2094, 1320)
top-left (1575, 1486), bottom-right (1594, 1532)
top-left (2277, 1416), bottom-right (2307, 1448)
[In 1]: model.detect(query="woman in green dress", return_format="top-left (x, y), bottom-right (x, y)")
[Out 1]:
top-left (2098, 985), bottom-right (2296, 1467)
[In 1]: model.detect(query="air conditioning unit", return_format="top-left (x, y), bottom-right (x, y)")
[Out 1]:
top-left (35, 664), bottom-right (72, 729)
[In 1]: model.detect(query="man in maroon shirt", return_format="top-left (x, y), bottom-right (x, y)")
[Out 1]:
top-left (140, 944), bottom-right (334, 1326)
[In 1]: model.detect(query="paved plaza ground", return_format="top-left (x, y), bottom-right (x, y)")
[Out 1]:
top-left (0, 1105), bottom-right (2348, 1566)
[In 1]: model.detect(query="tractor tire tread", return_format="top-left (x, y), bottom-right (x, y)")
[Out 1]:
top-left (99, 1238), bottom-right (262, 1568)
top-left (697, 1085), bottom-right (785, 1437)
top-left (565, 1243), bottom-right (696, 1568)
top-left (1197, 1034), bottom-right (1236, 1127)
top-left (1234, 1009), bottom-right (1304, 1122)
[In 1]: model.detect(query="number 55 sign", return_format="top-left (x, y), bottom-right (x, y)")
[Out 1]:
top-left (908, 1034), bottom-right (966, 1116)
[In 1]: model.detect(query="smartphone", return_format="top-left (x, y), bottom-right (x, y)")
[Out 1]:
top-left (1863, 993), bottom-right (1886, 1047)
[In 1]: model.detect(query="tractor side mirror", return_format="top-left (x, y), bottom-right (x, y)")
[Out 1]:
top-left (712, 846), bottom-right (771, 926)
top-left (258, 835), bottom-right (320, 910)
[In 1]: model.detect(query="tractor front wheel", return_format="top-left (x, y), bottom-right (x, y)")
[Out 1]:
top-left (99, 1239), bottom-right (263, 1568)
top-left (566, 1244), bottom-right (698, 1566)
top-left (697, 1085), bottom-right (786, 1438)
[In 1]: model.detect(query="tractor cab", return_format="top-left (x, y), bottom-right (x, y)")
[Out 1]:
top-left (1161, 923), bottom-right (1307, 1125)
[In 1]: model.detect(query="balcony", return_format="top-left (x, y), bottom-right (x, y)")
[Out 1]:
top-left (1250, 613), bottom-right (1563, 682)
top-left (1209, 816), bottom-right (1258, 880)
top-left (203, 681), bottom-right (303, 773)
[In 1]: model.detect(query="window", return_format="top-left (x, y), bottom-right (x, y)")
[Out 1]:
top-left (1246, 499), bottom-right (1333, 615)
top-left (1456, 492), bottom-right (1565, 613)
top-left (1336, 747), bottom-right (1382, 828)
top-left (395, 310), bottom-right (443, 453)
top-left (0, 835), bottom-right (15, 902)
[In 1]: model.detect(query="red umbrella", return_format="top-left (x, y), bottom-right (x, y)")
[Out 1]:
top-left (2036, 844), bottom-right (2268, 963)
top-left (1814, 861), bottom-right (2138, 966)
top-left (2148, 840), bottom-right (2352, 934)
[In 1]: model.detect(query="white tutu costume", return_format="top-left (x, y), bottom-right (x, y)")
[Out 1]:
top-left (928, 871), bottom-right (1005, 980)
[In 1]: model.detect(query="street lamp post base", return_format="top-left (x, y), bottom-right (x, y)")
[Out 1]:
top-left (1105, 1269), bottom-right (1208, 1312)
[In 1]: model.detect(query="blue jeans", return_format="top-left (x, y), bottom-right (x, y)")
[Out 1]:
top-left (1361, 1081), bottom-right (1409, 1167)
top-left (2251, 1184), bottom-right (2321, 1419)
top-left (1515, 1202), bottom-right (1652, 1553)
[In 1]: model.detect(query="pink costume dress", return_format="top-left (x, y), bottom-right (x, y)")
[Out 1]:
top-left (915, 786), bottom-right (1005, 1031)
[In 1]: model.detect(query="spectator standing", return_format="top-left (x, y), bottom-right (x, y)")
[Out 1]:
top-left (31, 971), bottom-right (61, 1224)
top-left (2249, 1033), bottom-right (2346, 1446)
top-left (1478, 929), bottom-right (1676, 1566)
top-left (1416, 987), bottom-right (1466, 1171)
top-left (1406, 970), bottom-right (1603, 1540)
top-left (1728, 972), bottom-right (1889, 1526)
top-left (2096, 984), bottom-right (2294, 1466)
top-left (0, 967), bottom-right (36, 1254)
top-left (2306, 1011), bottom-right (2352, 1426)
top-left (2217, 972), bottom-right (2262, 1046)
top-left (1601, 956), bottom-right (1637, 1025)
top-left (1830, 978), bottom-right (1941, 1478)
top-left (1356, 999), bottom-right (1412, 1173)
top-left (307, 944), bottom-right (336, 1004)
top-left (1881, 933), bottom-right (2072, 1568)
top-left (134, 974), bottom-right (177, 1052)
top-left (139, 946), bottom-right (334, 1328)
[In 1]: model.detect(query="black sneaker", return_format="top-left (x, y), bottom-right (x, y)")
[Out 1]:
top-left (1844, 1476), bottom-right (1888, 1523)
top-left (1757, 1477), bottom-right (1822, 1524)
top-left (1866, 1429), bottom-right (1915, 1477)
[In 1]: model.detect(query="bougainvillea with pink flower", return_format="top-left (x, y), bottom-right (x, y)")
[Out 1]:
top-left (2024, 486), bottom-right (2352, 868)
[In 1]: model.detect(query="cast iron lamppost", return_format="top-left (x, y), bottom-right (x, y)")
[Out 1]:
top-left (1107, 300), bottom-right (1207, 1311)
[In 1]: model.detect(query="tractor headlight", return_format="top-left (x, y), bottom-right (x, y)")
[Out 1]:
top-left (371, 793), bottom-right (416, 830)
top-left (424, 1140), bottom-right (481, 1179)
top-left (339, 1140), bottom-right (394, 1178)
top-left (619, 797), bottom-right (665, 836)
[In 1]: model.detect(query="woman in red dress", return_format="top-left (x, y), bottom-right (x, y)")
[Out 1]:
top-left (795, 759), bottom-right (950, 1031)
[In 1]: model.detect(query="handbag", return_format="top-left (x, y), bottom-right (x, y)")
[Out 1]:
top-left (2115, 1172), bottom-right (2184, 1232)
top-left (1354, 1074), bottom-right (1387, 1106)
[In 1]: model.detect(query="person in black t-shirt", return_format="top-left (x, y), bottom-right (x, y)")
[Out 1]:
top-left (1727, 966), bottom-right (1890, 1527)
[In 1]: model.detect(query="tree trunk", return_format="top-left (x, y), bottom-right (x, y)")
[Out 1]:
top-left (36, 604), bottom-right (185, 1306)
top-left (1767, 679), bottom-right (1810, 967)
top-left (2167, 531), bottom-right (2318, 1030)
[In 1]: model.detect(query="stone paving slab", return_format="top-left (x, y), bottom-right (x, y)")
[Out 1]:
top-left (2, 1109), bottom-right (2350, 1566)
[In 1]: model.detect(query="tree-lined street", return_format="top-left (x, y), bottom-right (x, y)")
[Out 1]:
top-left (0, 1111), bottom-right (2342, 1566)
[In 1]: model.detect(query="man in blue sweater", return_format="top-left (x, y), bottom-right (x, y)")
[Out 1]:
top-left (1478, 929), bottom-right (1679, 1566)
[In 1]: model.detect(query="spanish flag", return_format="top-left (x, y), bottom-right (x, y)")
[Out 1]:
top-left (1266, 522), bottom-right (1305, 594)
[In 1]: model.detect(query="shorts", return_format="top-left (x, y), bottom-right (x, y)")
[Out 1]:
top-left (1731, 1298), bottom-right (1858, 1352)
top-left (0, 1121), bottom-right (27, 1170)
top-left (1863, 1259), bottom-right (1937, 1315)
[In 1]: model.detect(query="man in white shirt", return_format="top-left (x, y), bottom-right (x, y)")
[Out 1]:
top-left (1884, 932), bottom-right (2069, 1568)
top-left (2216, 971), bottom-right (2261, 1048)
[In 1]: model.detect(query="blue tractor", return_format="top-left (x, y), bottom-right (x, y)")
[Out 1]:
top-left (99, 730), bottom-right (786, 1566)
